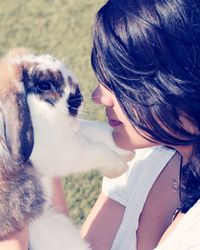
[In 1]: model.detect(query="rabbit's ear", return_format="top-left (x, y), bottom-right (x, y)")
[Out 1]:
top-left (0, 55), bottom-right (34, 165)
top-left (1, 91), bottom-right (34, 165)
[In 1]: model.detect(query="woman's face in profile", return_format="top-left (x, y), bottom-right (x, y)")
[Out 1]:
top-left (91, 83), bottom-right (157, 150)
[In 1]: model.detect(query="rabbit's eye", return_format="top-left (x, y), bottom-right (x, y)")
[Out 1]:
top-left (37, 81), bottom-right (52, 91)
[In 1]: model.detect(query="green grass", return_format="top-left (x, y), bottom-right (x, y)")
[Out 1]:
top-left (0, 0), bottom-right (106, 224)
top-left (64, 170), bottom-right (102, 225)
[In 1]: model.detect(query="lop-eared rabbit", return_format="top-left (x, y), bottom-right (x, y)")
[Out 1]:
top-left (0, 48), bottom-right (133, 250)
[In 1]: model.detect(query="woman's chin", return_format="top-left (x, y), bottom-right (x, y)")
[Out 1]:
top-left (112, 129), bottom-right (134, 150)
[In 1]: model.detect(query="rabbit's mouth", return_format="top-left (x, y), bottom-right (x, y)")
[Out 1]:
top-left (67, 85), bottom-right (83, 117)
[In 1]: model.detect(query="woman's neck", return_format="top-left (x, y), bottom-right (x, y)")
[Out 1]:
top-left (175, 145), bottom-right (193, 165)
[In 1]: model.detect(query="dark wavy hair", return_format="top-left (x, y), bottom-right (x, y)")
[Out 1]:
top-left (91, 0), bottom-right (200, 212)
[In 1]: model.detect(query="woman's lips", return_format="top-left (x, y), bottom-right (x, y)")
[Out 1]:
top-left (108, 119), bottom-right (123, 128)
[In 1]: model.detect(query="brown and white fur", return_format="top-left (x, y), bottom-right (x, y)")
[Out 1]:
top-left (0, 48), bottom-right (133, 250)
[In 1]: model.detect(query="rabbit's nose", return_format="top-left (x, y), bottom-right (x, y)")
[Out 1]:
top-left (67, 86), bottom-right (83, 116)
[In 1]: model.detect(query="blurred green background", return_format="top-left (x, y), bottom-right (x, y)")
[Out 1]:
top-left (0, 0), bottom-right (106, 225)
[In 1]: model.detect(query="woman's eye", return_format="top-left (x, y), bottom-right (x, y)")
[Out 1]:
top-left (37, 81), bottom-right (52, 91)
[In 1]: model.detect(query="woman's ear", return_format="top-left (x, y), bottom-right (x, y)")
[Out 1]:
top-left (0, 57), bottom-right (34, 165)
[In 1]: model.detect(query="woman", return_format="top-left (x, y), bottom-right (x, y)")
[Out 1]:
top-left (81, 0), bottom-right (200, 249)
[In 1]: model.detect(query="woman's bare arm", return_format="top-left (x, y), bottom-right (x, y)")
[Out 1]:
top-left (0, 227), bottom-right (29, 250)
top-left (51, 177), bottom-right (68, 215)
top-left (81, 192), bottom-right (125, 250)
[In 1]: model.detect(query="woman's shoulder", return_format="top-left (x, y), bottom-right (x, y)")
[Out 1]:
top-left (127, 146), bottom-right (176, 181)
top-left (131, 146), bottom-right (175, 165)
top-left (102, 146), bottom-right (176, 206)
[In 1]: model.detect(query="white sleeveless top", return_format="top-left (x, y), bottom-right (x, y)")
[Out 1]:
top-left (102, 146), bottom-right (175, 250)
top-left (154, 198), bottom-right (200, 250)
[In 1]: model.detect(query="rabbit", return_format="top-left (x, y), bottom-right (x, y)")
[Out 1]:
top-left (0, 48), bottom-right (134, 250)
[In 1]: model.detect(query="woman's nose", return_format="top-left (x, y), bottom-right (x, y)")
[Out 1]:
top-left (91, 84), bottom-right (113, 106)
top-left (91, 85), bottom-right (102, 104)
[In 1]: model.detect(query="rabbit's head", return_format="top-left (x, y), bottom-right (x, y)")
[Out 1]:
top-left (0, 48), bottom-right (83, 166)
